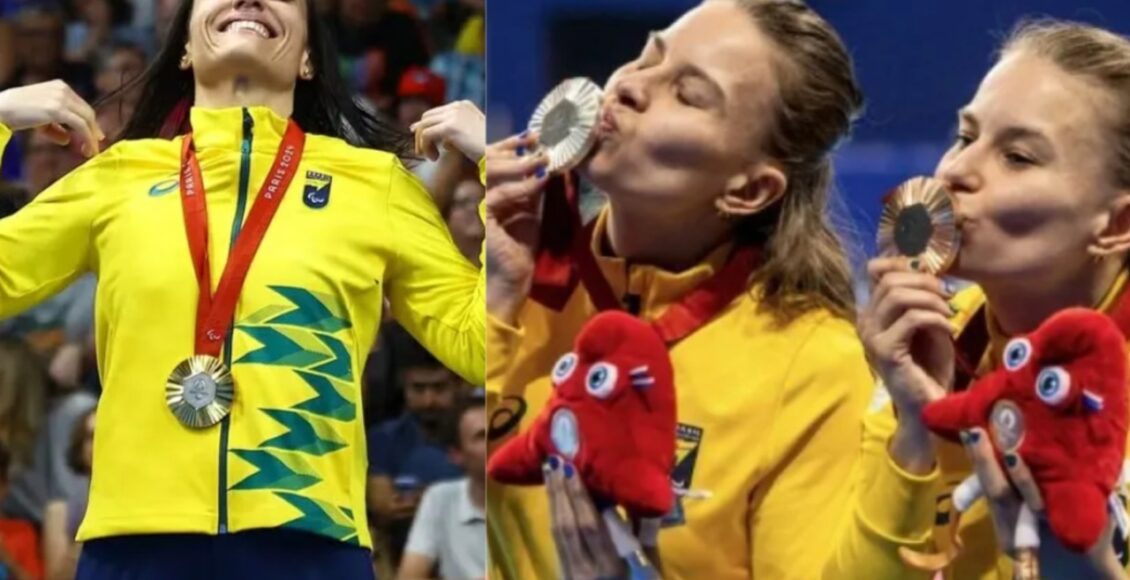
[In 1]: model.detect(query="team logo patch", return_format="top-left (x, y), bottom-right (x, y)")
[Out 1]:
top-left (662, 423), bottom-right (704, 527)
top-left (304, 171), bottom-right (332, 208)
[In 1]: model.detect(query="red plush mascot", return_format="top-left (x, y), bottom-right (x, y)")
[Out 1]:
top-left (901, 307), bottom-right (1127, 572)
top-left (486, 310), bottom-right (677, 517)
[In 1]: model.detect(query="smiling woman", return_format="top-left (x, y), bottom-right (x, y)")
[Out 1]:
top-left (0, 0), bottom-right (486, 578)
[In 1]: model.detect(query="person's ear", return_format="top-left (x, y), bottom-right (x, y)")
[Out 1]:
top-left (299, 51), bottom-right (314, 81)
top-left (714, 162), bottom-right (788, 219)
top-left (1089, 191), bottom-right (1130, 257)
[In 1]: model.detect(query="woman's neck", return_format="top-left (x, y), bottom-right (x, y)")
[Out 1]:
top-left (605, 197), bottom-right (731, 272)
top-left (194, 76), bottom-right (293, 118)
top-left (982, 257), bottom-right (1125, 336)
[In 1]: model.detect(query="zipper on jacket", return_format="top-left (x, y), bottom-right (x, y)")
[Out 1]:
top-left (217, 108), bottom-right (254, 534)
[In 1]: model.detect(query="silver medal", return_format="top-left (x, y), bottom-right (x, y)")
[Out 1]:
top-left (528, 77), bottom-right (603, 174)
top-left (990, 399), bottom-right (1025, 453)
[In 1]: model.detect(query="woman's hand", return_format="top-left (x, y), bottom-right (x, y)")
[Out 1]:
top-left (544, 456), bottom-right (663, 580)
top-left (484, 132), bottom-right (549, 324)
top-left (858, 257), bottom-right (957, 472)
top-left (961, 427), bottom-right (1127, 579)
top-left (0, 80), bottom-right (105, 157)
top-left (411, 100), bottom-right (486, 162)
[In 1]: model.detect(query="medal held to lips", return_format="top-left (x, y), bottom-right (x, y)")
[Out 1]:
top-left (876, 176), bottom-right (961, 275)
top-left (528, 77), bottom-right (603, 173)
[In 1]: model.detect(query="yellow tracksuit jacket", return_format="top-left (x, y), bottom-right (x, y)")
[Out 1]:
top-left (835, 270), bottom-right (1130, 579)
top-left (485, 208), bottom-right (874, 579)
top-left (0, 106), bottom-right (484, 547)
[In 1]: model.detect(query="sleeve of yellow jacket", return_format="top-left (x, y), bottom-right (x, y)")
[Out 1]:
top-left (0, 123), bottom-right (103, 319)
top-left (746, 316), bottom-right (874, 578)
top-left (384, 159), bottom-right (485, 386)
top-left (821, 397), bottom-right (942, 579)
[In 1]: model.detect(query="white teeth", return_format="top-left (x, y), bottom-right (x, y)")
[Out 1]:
top-left (225, 20), bottom-right (270, 38)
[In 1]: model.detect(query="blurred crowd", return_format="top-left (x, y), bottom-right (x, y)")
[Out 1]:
top-left (0, 1), bottom-right (486, 579)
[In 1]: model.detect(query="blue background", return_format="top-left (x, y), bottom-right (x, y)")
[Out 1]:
top-left (486, 0), bottom-right (1130, 257)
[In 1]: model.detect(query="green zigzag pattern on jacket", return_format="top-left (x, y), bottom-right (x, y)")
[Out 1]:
top-left (228, 286), bottom-right (360, 541)
top-left (275, 491), bottom-right (361, 545)
top-left (230, 449), bottom-right (321, 491)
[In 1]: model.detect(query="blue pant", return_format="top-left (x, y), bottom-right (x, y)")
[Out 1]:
top-left (76, 529), bottom-right (376, 580)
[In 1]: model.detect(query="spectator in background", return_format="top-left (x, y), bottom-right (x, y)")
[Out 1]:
top-left (445, 178), bottom-right (483, 267)
top-left (1, 6), bottom-right (94, 99)
top-left (0, 339), bottom-right (48, 481)
top-left (428, 0), bottom-right (483, 108)
top-left (92, 42), bottom-right (145, 141)
top-left (332, 0), bottom-right (430, 111)
top-left (396, 66), bottom-right (445, 132)
top-left (41, 408), bottom-right (94, 580)
top-left (0, 442), bottom-right (41, 580)
top-left (151, 0), bottom-right (179, 48)
top-left (398, 393), bottom-right (486, 580)
top-left (22, 129), bottom-right (81, 199)
top-left (368, 336), bottom-right (465, 566)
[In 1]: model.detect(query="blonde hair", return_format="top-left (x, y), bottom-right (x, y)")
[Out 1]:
top-left (726, 0), bottom-right (863, 324)
top-left (1003, 20), bottom-right (1130, 188)
top-left (0, 339), bottom-right (48, 470)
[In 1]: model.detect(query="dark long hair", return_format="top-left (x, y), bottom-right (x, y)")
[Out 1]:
top-left (103, 0), bottom-right (413, 159)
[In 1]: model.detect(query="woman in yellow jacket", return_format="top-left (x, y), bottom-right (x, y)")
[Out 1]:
top-left (485, 1), bottom-right (874, 578)
top-left (855, 19), bottom-right (1130, 580)
top-left (0, 0), bottom-right (483, 578)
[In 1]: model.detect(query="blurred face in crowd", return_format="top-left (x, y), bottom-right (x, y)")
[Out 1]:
top-left (450, 407), bottom-right (486, 482)
top-left (402, 367), bottom-right (459, 428)
top-left (187, 0), bottom-right (313, 90)
top-left (156, 0), bottom-right (181, 44)
top-left (76, 0), bottom-right (112, 27)
top-left (341, 0), bottom-right (379, 24)
top-left (96, 47), bottom-right (147, 100)
top-left (935, 50), bottom-right (1128, 285)
top-left (24, 132), bottom-right (82, 198)
top-left (16, 10), bottom-right (65, 75)
top-left (448, 179), bottom-right (485, 264)
top-left (584, 1), bottom-right (783, 212)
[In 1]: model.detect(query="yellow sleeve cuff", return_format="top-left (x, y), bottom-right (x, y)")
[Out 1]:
top-left (486, 312), bottom-right (526, 390)
top-left (857, 436), bottom-right (941, 543)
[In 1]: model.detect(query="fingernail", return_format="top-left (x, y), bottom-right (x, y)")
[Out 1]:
top-left (516, 145), bottom-right (526, 157)
top-left (909, 259), bottom-right (921, 271)
top-left (563, 464), bottom-right (574, 479)
top-left (535, 166), bottom-right (546, 179)
top-left (968, 430), bottom-right (980, 444)
top-left (519, 130), bottom-right (529, 139)
top-left (1005, 453), bottom-right (1018, 468)
top-left (959, 430), bottom-right (970, 445)
top-left (943, 279), bottom-right (957, 296)
top-left (547, 455), bottom-right (560, 471)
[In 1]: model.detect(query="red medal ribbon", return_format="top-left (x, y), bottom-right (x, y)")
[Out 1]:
top-left (529, 173), bottom-right (761, 346)
top-left (179, 119), bottom-right (306, 356)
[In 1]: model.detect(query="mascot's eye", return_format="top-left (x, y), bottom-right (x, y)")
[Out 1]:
top-left (1003, 338), bottom-right (1033, 371)
top-left (1034, 366), bottom-right (1071, 405)
top-left (585, 362), bottom-right (619, 399)
top-left (551, 353), bottom-right (578, 386)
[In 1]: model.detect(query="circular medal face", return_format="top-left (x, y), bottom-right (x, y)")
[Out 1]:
top-left (166, 355), bottom-right (234, 429)
top-left (877, 176), bottom-right (961, 274)
top-left (550, 408), bottom-right (580, 460)
top-left (989, 399), bottom-right (1026, 453)
top-left (528, 77), bottom-right (603, 173)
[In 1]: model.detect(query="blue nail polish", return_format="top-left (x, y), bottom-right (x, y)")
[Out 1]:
top-left (1005, 454), bottom-right (1018, 468)
top-left (516, 145), bottom-right (526, 157)
top-left (547, 456), bottom-right (560, 470)
top-left (563, 464), bottom-right (575, 479)
top-left (943, 279), bottom-right (957, 295)
top-left (535, 166), bottom-right (546, 179)
top-left (520, 130), bottom-right (529, 139)
top-left (967, 431), bottom-right (980, 444)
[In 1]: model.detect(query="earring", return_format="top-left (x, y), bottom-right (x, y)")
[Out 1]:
top-left (301, 64), bottom-right (314, 80)
top-left (179, 53), bottom-right (192, 70)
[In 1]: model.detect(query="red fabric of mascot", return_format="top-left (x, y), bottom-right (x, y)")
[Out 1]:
top-left (922, 307), bottom-right (1128, 552)
top-left (486, 310), bottom-right (677, 517)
